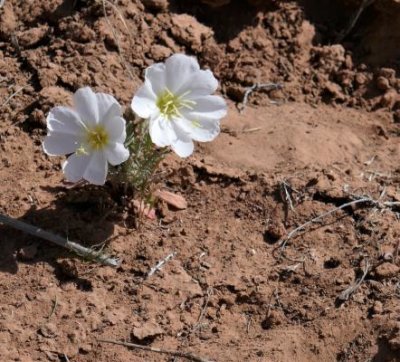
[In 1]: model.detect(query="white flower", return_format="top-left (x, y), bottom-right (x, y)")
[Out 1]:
top-left (131, 54), bottom-right (227, 157)
top-left (43, 87), bottom-right (130, 185)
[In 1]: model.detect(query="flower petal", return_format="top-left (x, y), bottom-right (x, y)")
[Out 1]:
top-left (96, 93), bottom-right (121, 122)
top-left (179, 69), bottom-right (218, 97)
top-left (165, 54), bottom-right (200, 93)
top-left (145, 63), bottom-right (167, 96)
top-left (62, 153), bottom-right (91, 183)
top-left (184, 95), bottom-right (227, 120)
top-left (176, 117), bottom-right (220, 142)
top-left (102, 115), bottom-right (127, 144)
top-left (43, 133), bottom-right (79, 156)
top-left (73, 87), bottom-right (99, 127)
top-left (170, 120), bottom-right (194, 157)
top-left (47, 106), bottom-right (84, 135)
top-left (83, 151), bottom-right (108, 185)
top-left (149, 116), bottom-right (174, 147)
top-left (131, 82), bottom-right (157, 119)
top-left (170, 137), bottom-right (194, 158)
top-left (105, 142), bottom-right (130, 166)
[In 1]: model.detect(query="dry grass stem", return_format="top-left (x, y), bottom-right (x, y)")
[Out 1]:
top-left (0, 213), bottom-right (120, 267)
top-left (278, 196), bottom-right (400, 250)
top-left (337, 260), bottom-right (371, 301)
top-left (191, 287), bottom-right (213, 334)
top-left (336, 0), bottom-right (375, 42)
top-left (239, 82), bottom-right (283, 113)
top-left (100, 0), bottom-right (135, 80)
top-left (1, 85), bottom-right (27, 109)
top-left (147, 251), bottom-right (177, 278)
top-left (97, 339), bottom-right (213, 362)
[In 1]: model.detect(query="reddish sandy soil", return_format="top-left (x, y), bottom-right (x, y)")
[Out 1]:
top-left (1, 0), bottom-right (400, 361)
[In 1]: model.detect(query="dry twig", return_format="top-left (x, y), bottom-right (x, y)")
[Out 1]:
top-left (336, 0), bottom-right (375, 42)
top-left (0, 85), bottom-right (27, 110)
top-left (191, 287), bottom-right (213, 334)
top-left (47, 295), bottom-right (58, 319)
top-left (147, 251), bottom-right (177, 277)
top-left (278, 195), bottom-right (400, 250)
top-left (98, 339), bottom-right (213, 362)
top-left (0, 213), bottom-right (120, 267)
top-left (337, 260), bottom-right (371, 301)
top-left (239, 82), bottom-right (283, 113)
top-left (100, 0), bottom-right (135, 80)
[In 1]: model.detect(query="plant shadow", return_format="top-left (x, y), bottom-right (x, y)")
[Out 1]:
top-left (0, 186), bottom-right (118, 277)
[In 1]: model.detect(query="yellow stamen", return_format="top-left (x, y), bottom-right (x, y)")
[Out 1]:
top-left (156, 88), bottom-right (196, 120)
top-left (86, 125), bottom-right (109, 151)
top-left (76, 145), bottom-right (89, 156)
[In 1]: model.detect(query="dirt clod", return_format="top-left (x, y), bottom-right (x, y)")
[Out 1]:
top-left (374, 262), bottom-right (400, 279)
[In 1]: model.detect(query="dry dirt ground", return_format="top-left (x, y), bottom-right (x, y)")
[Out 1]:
top-left (1, 0), bottom-right (400, 361)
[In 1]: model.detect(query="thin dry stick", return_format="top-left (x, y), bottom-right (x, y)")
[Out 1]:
top-left (47, 295), bottom-right (58, 319)
top-left (1, 85), bottom-right (27, 109)
top-left (279, 195), bottom-right (400, 250)
top-left (239, 82), bottom-right (283, 113)
top-left (101, 0), bottom-right (135, 80)
top-left (147, 251), bottom-right (177, 278)
top-left (279, 197), bottom-right (372, 250)
top-left (191, 287), bottom-right (213, 333)
top-left (98, 339), bottom-right (213, 362)
top-left (0, 213), bottom-right (120, 267)
top-left (338, 260), bottom-right (371, 301)
top-left (242, 127), bottom-right (263, 134)
top-left (336, 0), bottom-right (375, 42)
top-left (280, 180), bottom-right (296, 218)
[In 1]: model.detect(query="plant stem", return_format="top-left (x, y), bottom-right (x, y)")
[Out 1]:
top-left (0, 213), bottom-right (120, 267)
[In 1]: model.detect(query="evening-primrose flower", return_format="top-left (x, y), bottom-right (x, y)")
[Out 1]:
top-left (43, 87), bottom-right (129, 185)
top-left (131, 54), bottom-right (227, 157)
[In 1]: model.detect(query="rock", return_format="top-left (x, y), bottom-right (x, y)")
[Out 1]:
top-left (132, 321), bottom-right (163, 340)
top-left (375, 262), bottom-right (400, 279)
top-left (154, 190), bottom-right (188, 210)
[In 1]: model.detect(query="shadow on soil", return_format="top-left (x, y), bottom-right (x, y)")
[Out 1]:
top-left (299, 0), bottom-right (400, 68)
top-left (372, 338), bottom-right (399, 362)
top-left (0, 187), bottom-right (117, 277)
top-left (170, 0), bottom-right (277, 43)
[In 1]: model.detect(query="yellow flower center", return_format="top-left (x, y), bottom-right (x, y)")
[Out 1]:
top-left (156, 89), bottom-right (196, 120)
top-left (86, 125), bottom-right (109, 150)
